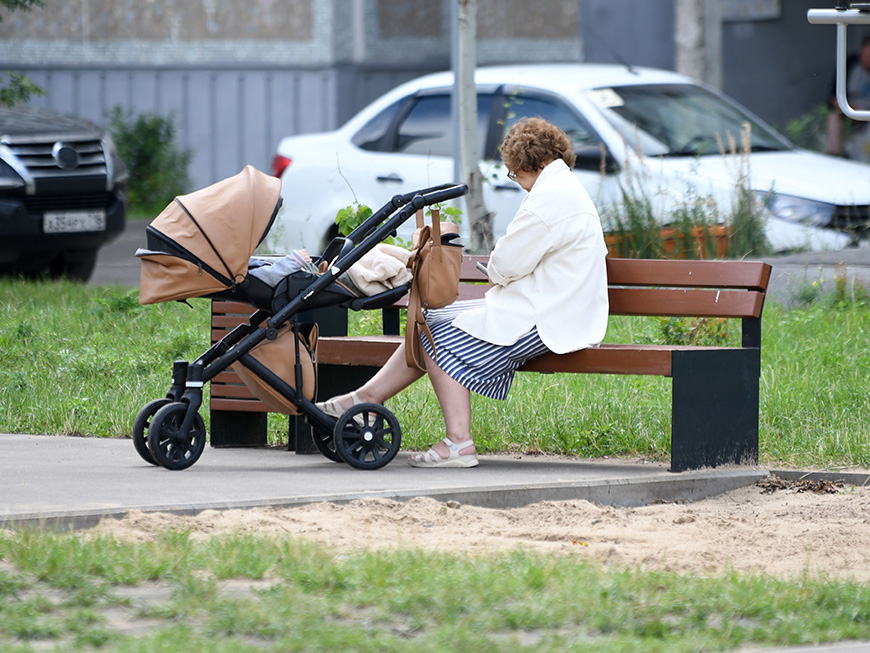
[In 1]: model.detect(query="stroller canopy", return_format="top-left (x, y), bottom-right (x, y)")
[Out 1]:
top-left (137, 165), bottom-right (282, 305)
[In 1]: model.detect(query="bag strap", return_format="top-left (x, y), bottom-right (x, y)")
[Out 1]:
top-left (415, 208), bottom-right (442, 245)
top-left (431, 207), bottom-right (441, 244)
top-left (405, 207), bottom-right (445, 372)
top-left (404, 285), bottom-right (437, 372)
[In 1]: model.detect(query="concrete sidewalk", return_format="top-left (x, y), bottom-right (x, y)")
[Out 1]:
top-left (0, 432), bottom-right (769, 530)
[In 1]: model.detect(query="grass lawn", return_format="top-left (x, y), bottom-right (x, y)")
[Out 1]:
top-left (0, 277), bottom-right (868, 651)
top-left (1, 278), bottom-right (867, 468)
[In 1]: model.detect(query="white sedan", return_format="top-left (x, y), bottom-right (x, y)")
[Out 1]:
top-left (270, 64), bottom-right (869, 253)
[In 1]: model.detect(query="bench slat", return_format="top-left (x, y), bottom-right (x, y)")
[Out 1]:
top-left (372, 286), bottom-right (764, 319)
top-left (460, 255), bottom-right (491, 281)
top-left (213, 300), bottom-right (257, 315)
top-left (315, 336), bottom-right (752, 377)
top-left (210, 397), bottom-right (272, 412)
top-left (212, 316), bottom-right (252, 330)
top-left (608, 287), bottom-right (765, 319)
top-left (606, 258), bottom-right (771, 290)
top-left (318, 336), bottom-right (404, 367)
top-left (211, 383), bottom-right (261, 399)
top-left (213, 370), bottom-right (244, 384)
top-left (519, 345), bottom-right (674, 376)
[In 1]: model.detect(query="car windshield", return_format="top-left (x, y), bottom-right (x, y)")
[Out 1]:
top-left (586, 83), bottom-right (791, 157)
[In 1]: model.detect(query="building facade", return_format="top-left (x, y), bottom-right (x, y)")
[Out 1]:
top-left (0, 0), bottom-right (857, 189)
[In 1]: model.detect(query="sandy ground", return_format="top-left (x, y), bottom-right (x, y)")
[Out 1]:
top-left (86, 475), bottom-right (870, 581)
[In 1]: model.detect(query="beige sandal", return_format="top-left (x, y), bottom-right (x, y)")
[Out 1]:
top-left (316, 390), bottom-right (363, 418)
top-left (316, 390), bottom-right (365, 424)
top-left (409, 437), bottom-right (479, 468)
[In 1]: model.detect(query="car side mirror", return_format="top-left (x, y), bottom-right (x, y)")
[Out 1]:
top-left (574, 145), bottom-right (618, 174)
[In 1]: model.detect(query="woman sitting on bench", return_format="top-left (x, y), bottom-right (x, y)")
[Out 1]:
top-left (316, 118), bottom-right (610, 468)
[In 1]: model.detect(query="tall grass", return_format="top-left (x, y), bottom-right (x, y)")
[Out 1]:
top-left (602, 123), bottom-right (768, 260)
top-left (1, 278), bottom-right (867, 469)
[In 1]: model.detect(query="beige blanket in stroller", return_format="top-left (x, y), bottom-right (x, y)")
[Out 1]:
top-left (346, 243), bottom-right (412, 296)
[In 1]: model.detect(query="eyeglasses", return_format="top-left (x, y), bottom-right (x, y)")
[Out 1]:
top-left (507, 170), bottom-right (517, 182)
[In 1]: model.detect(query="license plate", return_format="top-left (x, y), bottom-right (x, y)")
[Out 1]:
top-left (43, 210), bottom-right (106, 234)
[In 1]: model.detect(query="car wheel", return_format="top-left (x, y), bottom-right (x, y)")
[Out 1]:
top-left (49, 248), bottom-right (98, 282)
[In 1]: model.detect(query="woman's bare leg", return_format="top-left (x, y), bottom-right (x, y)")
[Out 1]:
top-left (319, 344), bottom-right (424, 411)
top-left (418, 353), bottom-right (476, 459)
top-left (320, 346), bottom-right (476, 457)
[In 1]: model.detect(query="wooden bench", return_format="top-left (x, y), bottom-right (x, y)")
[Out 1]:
top-left (210, 256), bottom-right (771, 472)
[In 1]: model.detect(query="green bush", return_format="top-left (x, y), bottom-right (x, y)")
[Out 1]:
top-left (602, 126), bottom-right (769, 260)
top-left (782, 103), bottom-right (830, 152)
top-left (106, 107), bottom-right (193, 216)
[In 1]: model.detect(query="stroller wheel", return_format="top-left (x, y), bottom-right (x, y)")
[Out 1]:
top-left (147, 402), bottom-right (207, 471)
top-left (132, 398), bottom-right (172, 465)
top-left (311, 428), bottom-right (343, 463)
top-left (333, 403), bottom-right (401, 470)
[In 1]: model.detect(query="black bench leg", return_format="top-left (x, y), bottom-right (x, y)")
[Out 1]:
top-left (209, 410), bottom-right (268, 448)
top-left (670, 349), bottom-right (760, 472)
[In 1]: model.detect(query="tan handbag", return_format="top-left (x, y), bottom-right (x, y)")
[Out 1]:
top-left (231, 323), bottom-right (318, 415)
top-left (405, 208), bottom-right (462, 371)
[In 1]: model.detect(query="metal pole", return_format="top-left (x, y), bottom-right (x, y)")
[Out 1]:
top-left (451, 0), bottom-right (462, 184)
top-left (808, 7), bottom-right (870, 120)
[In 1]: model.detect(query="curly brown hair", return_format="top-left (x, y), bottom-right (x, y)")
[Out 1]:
top-left (500, 117), bottom-right (576, 174)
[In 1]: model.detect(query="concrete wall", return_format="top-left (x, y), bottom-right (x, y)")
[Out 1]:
top-left (0, 0), bottom-right (580, 190)
top-left (721, 0), bottom-right (870, 128)
top-left (579, 0), bottom-right (870, 129)
top-left (579, 0), bottom-right (676, 70)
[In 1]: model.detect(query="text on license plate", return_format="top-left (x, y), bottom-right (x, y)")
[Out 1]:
top-left (43, 210), bottom-right (106, 234)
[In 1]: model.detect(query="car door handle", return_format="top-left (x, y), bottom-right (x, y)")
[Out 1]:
top-left (376, 173), bottom-right (404, 183)
top-left (492, 184), bottom-right (521, 192)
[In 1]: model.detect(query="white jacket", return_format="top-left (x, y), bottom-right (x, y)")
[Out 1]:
top-left (452, 159), bottom-right (609, 354)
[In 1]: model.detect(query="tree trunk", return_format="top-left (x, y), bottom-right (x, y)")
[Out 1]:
top-left (674, 0), bottom-right (706, 81)
top-left (674, 0), bottom-right (722, 89)
top-left (457, 0), bottom-right (493, 254)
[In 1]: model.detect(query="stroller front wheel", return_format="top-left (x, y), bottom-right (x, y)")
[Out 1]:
top-left (333, 403), bottom-right (401, 470)
top-left (132, 398), bottom-right (172, 465)
top-left (147, 402), bottom-right (207, 471)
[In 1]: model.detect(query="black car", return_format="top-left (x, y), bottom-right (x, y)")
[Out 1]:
top-left (0, 106), bottom-right (128, 281)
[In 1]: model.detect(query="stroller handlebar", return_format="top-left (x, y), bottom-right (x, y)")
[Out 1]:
top-left (267, 183), bottom-right (468, 330)
top-left (347, 183), bottom-right (468, 244)
top-left (416, 183), bottom-right (468, 207)
top-left (390, 182), bottom-right (465, 209)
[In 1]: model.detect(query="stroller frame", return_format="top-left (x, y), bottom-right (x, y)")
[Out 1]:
top-left (134, 182), bottom-right (468, 471)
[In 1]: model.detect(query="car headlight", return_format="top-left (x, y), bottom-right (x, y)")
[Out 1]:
top-left (101, 134), bottom-right (129, 191)
top-left (0, 159), bottom-right (24, 190)
top-left (755, 191), bottom-right (834, 227)
top-left (0, 145), bottom-right (27, 190)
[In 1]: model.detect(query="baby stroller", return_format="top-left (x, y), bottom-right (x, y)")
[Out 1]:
top-left (132, 165), bottom-right (467, 471)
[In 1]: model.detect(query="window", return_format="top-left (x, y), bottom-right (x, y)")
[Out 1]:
top-left (588, 84), bottom-right (790, 157)
top-left (395, 95), bottom-right (452, 156)
top-left (352, 98), bottom-right (406, 152)
top-left (390, 93), bottom-right (495, 157)
top-left (499, 91), bottom-right (601, 153)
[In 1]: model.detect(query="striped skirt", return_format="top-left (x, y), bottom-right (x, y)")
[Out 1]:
top-left (420, 299), bottom-right (549, 400)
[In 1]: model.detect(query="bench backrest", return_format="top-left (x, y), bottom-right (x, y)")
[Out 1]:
top-left (213, 255), bottom-right (771, 352)
top-left (450, 255), bottom-right (770, 348)
top-left (457, 255), bottom-right (769, 315)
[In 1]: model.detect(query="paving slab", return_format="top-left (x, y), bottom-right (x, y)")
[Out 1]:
top-left (0, 433), bottom-right (769, 530)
